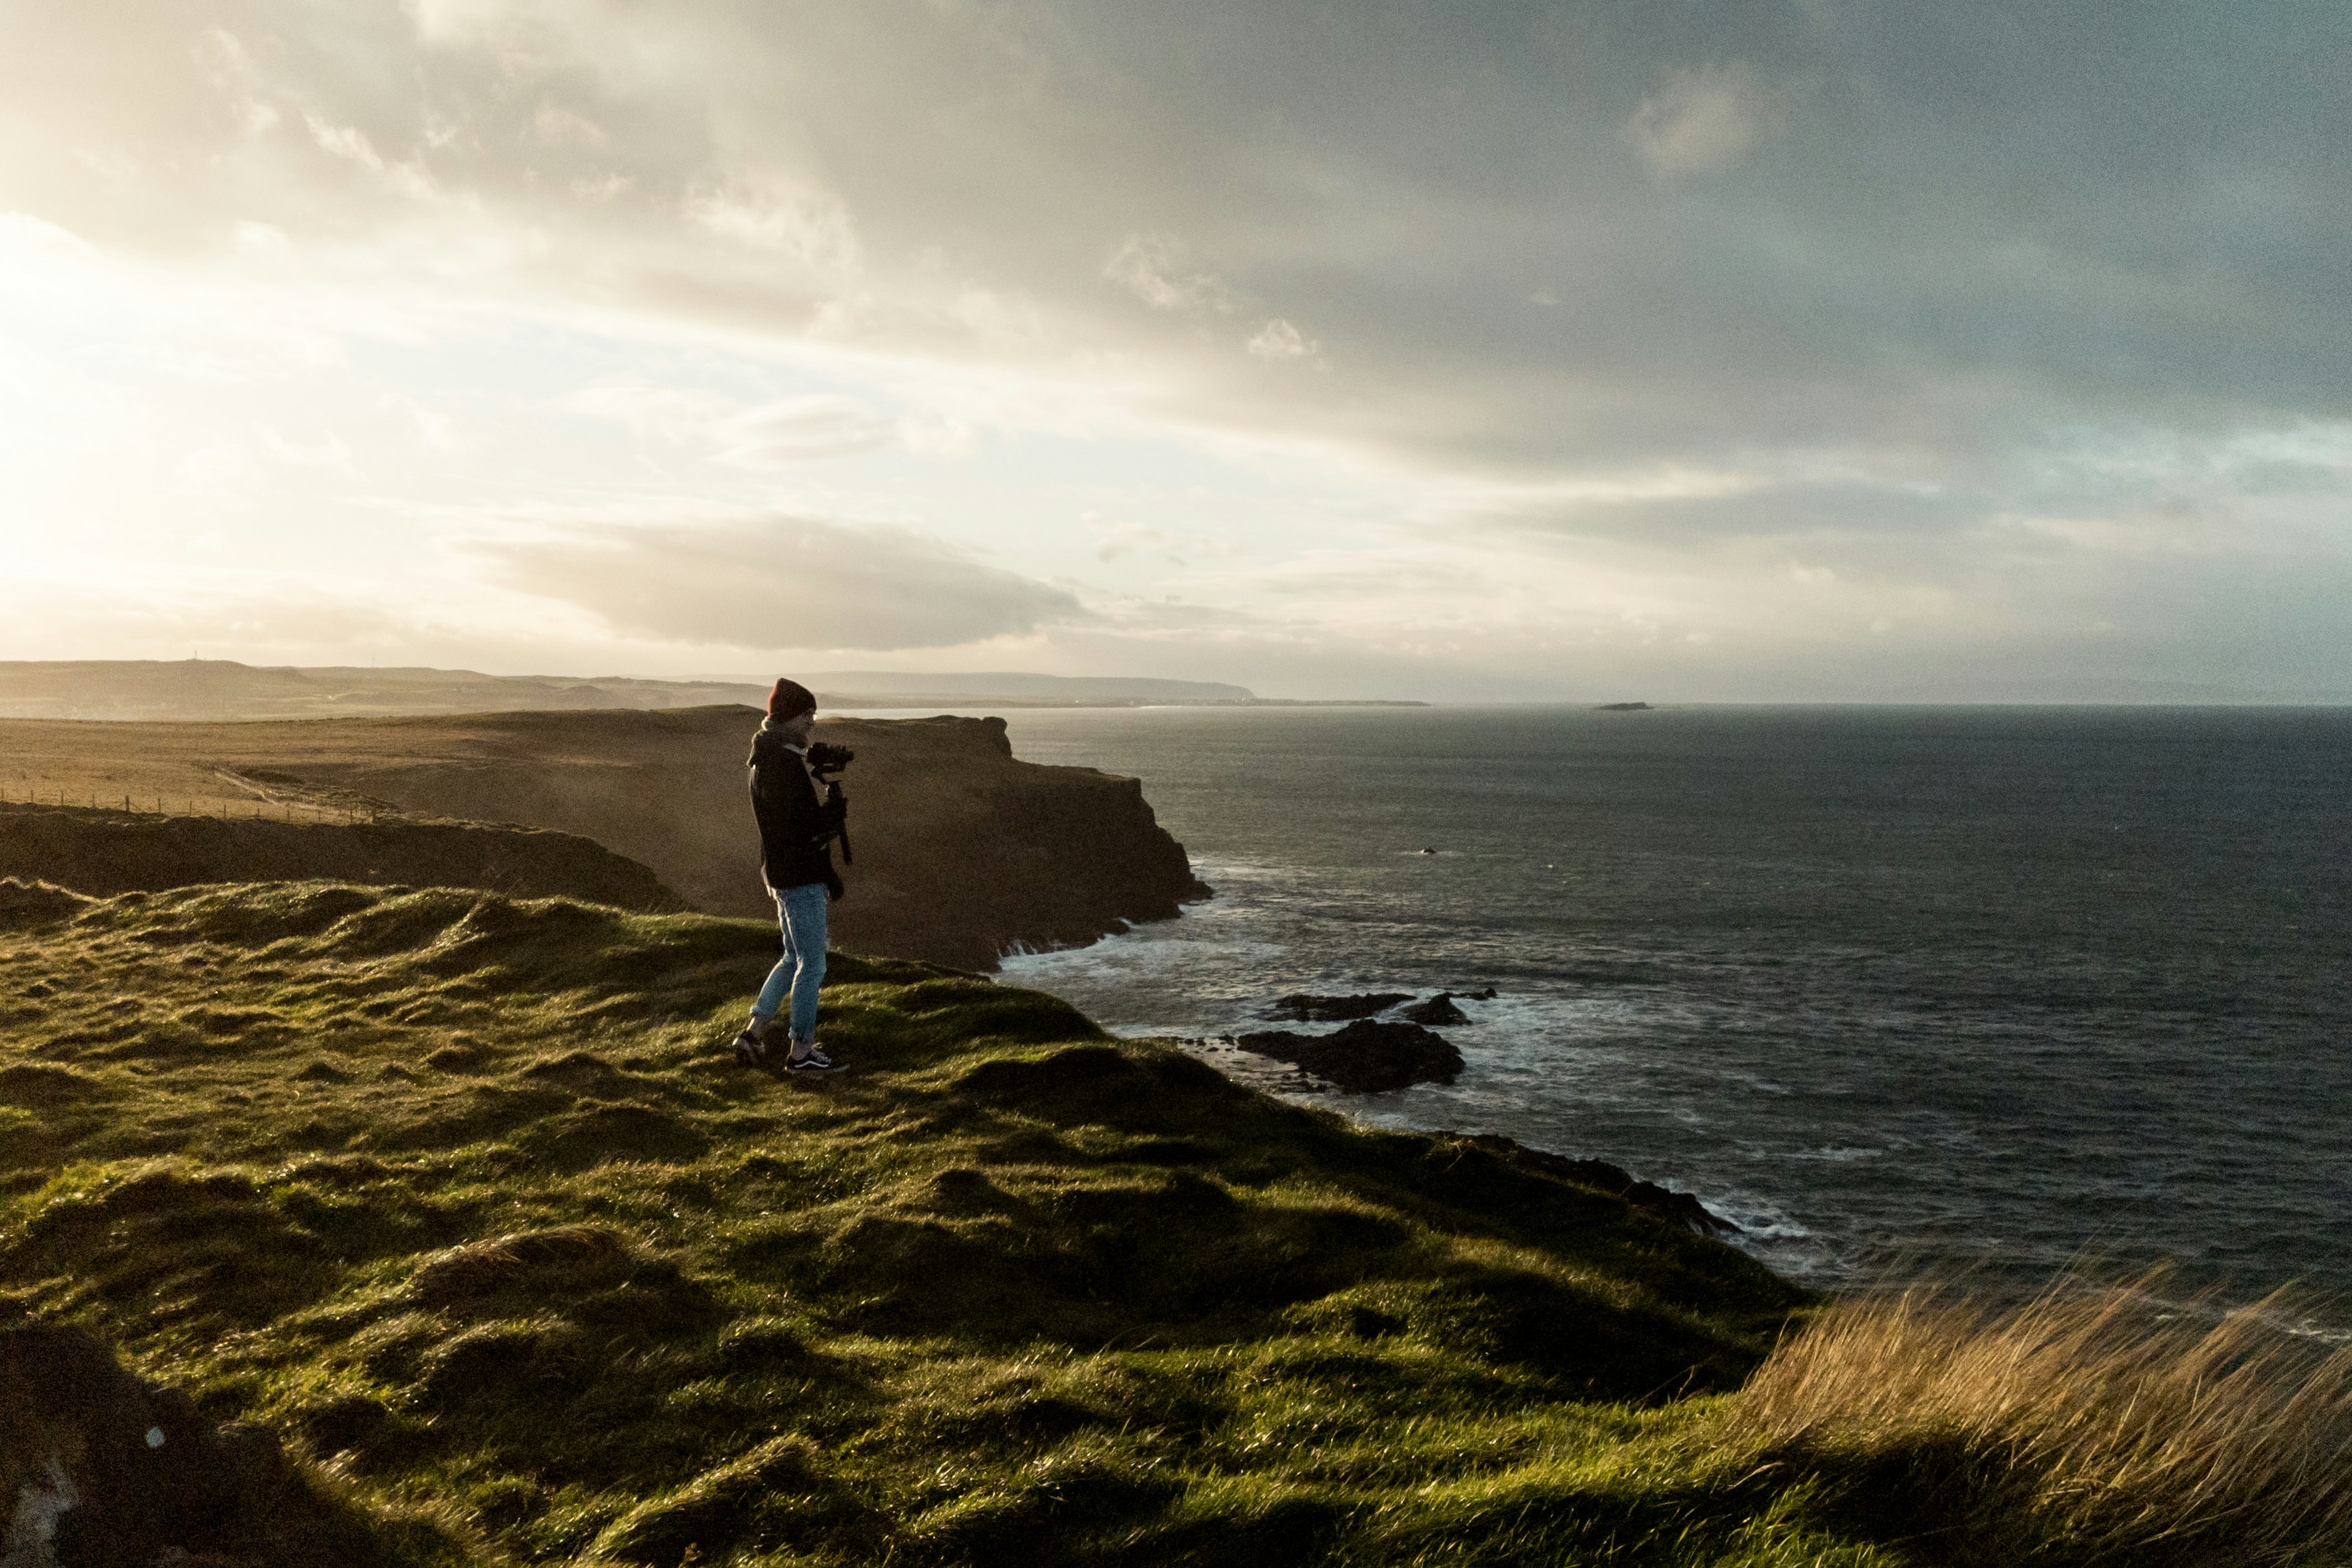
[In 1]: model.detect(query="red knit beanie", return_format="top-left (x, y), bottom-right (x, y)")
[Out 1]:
top-left (766, 677), bottom-right (816, 722)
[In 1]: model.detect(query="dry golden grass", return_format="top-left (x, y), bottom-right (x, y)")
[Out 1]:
top-left (1734, 1272), bottom-right (2352, 1565)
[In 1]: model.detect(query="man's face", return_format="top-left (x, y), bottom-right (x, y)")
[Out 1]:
top-left (778, 711), bottom-right (816, 745)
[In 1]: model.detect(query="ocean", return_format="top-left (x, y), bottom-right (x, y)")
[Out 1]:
top-left (987, 704), bottom-right (2352, 1297)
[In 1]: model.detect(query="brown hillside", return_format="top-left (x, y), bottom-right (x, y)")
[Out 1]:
top-left (0, 802), bottom-right (681, 910)
top-left (0, 708), bottom-right (1208, 969)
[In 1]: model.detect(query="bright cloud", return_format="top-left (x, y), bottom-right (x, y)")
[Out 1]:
top-left (1105, 235), bottom-right (1232, 313)
top-left (1245, 319), bottom-right (1317, 362)
top-left (716, 397), bottom-right (896, 465)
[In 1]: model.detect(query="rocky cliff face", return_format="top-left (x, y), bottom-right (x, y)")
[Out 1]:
top-left (0, 708), bottom-right (1208, 970)
top-left (826, 714), bottom-right (1213, 966)
top-left (289, 710), bottom-right (1211, 970)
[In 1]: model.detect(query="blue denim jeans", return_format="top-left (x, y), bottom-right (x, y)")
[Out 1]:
top-left (752, 881), bottom-right (828, 1044)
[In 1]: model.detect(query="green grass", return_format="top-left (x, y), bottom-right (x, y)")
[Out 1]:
top-left (0, 878), bottom-right (1947, 1567)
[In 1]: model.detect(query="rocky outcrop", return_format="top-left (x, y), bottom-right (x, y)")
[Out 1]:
top-left (293, 710), bottom-right (1210, 970)
top-left (816, 716), bottom-right (1212, 970)
top-left (1231, 1019), bottom-right (1466, 1093)
top-left (1266, 990), bottom-right (1490, 1026)
top-left (1398, 993), bottom-right (1473, 1025)
top-left (1449, 1136), bottom-right (1740, 1237)
top-left (0, 803), bottom-right (682, 912)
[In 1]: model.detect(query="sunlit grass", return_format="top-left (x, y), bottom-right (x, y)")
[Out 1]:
top-left (1734, 1275), bottom-right (2352, 1565)
top-left (5, 877), bottom-right (2342, 1565)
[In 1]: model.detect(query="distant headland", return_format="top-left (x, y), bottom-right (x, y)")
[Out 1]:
top-left (0, 659), bottom-right (1425, 722)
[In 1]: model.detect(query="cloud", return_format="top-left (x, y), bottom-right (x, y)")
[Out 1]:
top-left (1104, 234), bottom-right (1230, 312)
top-left (682, 180), bottom-right (861, 275)
top-left (1246, 319), bottom-right (1316, 361)
top-left (1084, 513), bottom-right (1248, 565)
top-left (478, 516), bottom-right (1090, 650)
top-left (1622, 63), bottom-right (1781, 179)
top-left (715, 396), bottom-right (894, 465)
top-left (532, 101), bottom-right (608, 149)
top-left (7, 1), bottom-right (2352, 698)
top-left (11, 1), bottom-right (2341, 483)
top-left (555, 381), bottom-right (896, 463)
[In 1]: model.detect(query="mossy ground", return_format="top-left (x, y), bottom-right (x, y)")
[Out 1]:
top-left (0, 880), bottom-right (1927, 1566)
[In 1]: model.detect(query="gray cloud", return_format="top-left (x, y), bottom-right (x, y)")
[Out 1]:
top-left (1624, 62), bottom-right (1781, 179)
top-left (15, 1), bottom-right (2348, 480)
top-left (1104, 234), bottom-right (1232, 312)
top-left (481, 518), bottom-right (1089, 651)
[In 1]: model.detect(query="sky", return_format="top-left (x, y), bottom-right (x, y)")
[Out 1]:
top-left (3, 0), bottom-right (2348, 702)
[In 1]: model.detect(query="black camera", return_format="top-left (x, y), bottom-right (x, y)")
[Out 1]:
top-left (804, 741), bottom-right (855, 780)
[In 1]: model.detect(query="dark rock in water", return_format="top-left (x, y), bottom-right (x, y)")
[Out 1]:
top-left (1266, 992), bottom-right (1413, 1022)
top-left (1594, 701), bottom-right (1652, 711)
top-left (1462, 987), bottom-right (1498, 1000)
top-left (1455, 1134), bottom-right (1740, 1236)
top-left (1398, 992), bottom-right (1472, 1026)
top-left (0, 1323), bottom-right (298, 1566)
top-left (1232, 1019), bottom-right (1464, 1093)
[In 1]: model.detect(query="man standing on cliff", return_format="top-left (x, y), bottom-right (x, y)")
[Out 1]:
top-left (733, 678), bottom-right (846, 1072)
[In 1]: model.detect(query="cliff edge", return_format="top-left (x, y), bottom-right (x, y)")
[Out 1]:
top-left (0, 882), bottom-right (1803, 1567)
top-left (0, 708), bottom-right (1208, 970)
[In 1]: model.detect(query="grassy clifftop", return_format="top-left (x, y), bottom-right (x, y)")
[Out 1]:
top-left (15, 882), bottom-right (2335, 1565)
top-left (0, 877), bottom-right (1841, 1565)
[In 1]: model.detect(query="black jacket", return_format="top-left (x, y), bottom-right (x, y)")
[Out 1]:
top-left (748, 726), bottom-right (844, 895)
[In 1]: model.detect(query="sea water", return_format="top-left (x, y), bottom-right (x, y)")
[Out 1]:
top-left (990, 705), bottom-right (2352, 1295)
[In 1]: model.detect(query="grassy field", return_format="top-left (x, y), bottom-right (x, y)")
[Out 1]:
top-left (4, 878), bottom-right (2343, 1567)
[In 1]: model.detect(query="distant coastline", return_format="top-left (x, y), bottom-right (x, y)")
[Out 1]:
top-left (828, 695), bottom-right (1430, 710)
top-left (0, 658), bottom-right (1424, 722)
